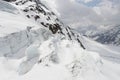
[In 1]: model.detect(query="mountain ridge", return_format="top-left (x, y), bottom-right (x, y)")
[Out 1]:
top-left (0, 0), bottom-right (85, 58)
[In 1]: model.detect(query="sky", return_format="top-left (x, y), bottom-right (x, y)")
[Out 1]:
top-left (41, 0), bottom-right (120, 28)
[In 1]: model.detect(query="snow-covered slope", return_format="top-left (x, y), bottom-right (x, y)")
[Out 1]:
top-left (0, 38), bottom-right (120, 80)
top-left (0, 1), bottom-right (42, 58)
top-left (0, 0), bottom-right (120, 80)
top-left (0, 0), bottom-right (85, 58)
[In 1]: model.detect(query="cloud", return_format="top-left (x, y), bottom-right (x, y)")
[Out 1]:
top-left (41, 0), bottom-right (120, 28)
top-left (93, 0), bottom-right (120, 25)
top-left (78, 0), bottom-right (93, 3)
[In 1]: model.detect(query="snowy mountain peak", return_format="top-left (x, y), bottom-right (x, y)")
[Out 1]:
top-left (0, 0), bottom-right (86, 59)
top-left (13, 0), bottom-right (85, 49)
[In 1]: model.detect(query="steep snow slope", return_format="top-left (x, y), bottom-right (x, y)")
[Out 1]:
top-left (0, 0), bottom-right (85, 58)
top-left (0, 39), bottom-right (120, 80)
top-left (0, 2), bottom-right (41, 58)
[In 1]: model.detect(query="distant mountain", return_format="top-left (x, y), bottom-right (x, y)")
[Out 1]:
top-left (77, 25), bottom-right (120, 45)
top-left (92, 25), bottom-right (120, 45)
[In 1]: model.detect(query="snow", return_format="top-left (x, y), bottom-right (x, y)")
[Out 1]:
top-left (25, 44), bottom-right (40, 60)
top-left (82, 37), bottom-right (120, 63)
top-left (17, 44), bottom-right (40, 75)
top-left (0, 10), bottom-right (39, 37)
top-left (0, 0), bottom-right (120, 80)
top-left (0, 0), bottom-right (18, 14)
top-left (0, 37), bottom-right (120, 80)
top-left (0, 1), bottom-right (50, 58)
top-left (18, 64), bottom-right (72, 80)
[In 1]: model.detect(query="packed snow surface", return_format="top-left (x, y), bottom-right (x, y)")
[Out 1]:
top-left (0, 39), bottom-right (120, 80)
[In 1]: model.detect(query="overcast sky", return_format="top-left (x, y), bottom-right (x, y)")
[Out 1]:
top-left (41, 0), bottom-right (120, 28)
